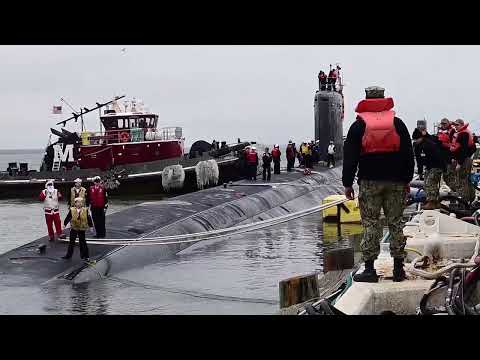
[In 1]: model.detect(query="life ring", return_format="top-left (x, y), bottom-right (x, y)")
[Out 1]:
top-left (119, 131), bottom-right (130, 143)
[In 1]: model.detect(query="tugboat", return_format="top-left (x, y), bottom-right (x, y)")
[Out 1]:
top-left (41, 96), bottom-right (184, 172)
top-left (0, 95), bottom-right (251, 198)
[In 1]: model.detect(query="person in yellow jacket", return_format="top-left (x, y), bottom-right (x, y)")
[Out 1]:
top-left (69, 178), bottom-right (87, 207)
top-left (62, 197), bottom-right (93, 260)
top-left (300, 141), bottom-right (313, 168)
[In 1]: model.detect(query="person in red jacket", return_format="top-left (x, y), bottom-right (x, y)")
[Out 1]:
top-left (271, 144), bottom-right (281, 174)
top-left (39, 179), bottom-right (66, 241)
top-left (246, 147), bottom-right (259, 181)
top-left (450, 119), bottom-right (477, 202)
top-left (286, 140), bottom-right (296, 172)
top-left (436, 118), bottom-right (457, 192)
top-left (86, 176), bottom-right (109, 238)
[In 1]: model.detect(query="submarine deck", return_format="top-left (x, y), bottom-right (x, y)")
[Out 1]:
top-left (0, 167), bottom-right (326, 287)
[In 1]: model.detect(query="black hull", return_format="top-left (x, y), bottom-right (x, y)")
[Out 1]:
top-left (0, 157), bottom-right (244, 199)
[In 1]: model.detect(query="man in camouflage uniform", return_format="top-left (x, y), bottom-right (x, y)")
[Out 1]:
top-left (412, 128), bottom-right (446, 209)
top-left (343, 86), bottom-right (414, 283)
top-left (450, 119), bottom-right (476, 203)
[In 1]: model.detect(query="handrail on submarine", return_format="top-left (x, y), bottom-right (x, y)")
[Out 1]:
top-left (59, 196), bottom-right (354, 247)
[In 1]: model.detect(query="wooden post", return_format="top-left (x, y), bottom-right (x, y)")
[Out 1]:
top-left (279, 273), bottom-right (320, 309)
top-left (323, 247), bottom-right (354, 273)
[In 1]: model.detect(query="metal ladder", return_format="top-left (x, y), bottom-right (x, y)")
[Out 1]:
top-left (52, 149), bottom-right (61, 171)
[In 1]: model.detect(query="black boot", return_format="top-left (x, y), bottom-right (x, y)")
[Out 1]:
top-left (353, 260), bottom-right (379, 283)
top-left (393, 258), bottom-right (406, 282)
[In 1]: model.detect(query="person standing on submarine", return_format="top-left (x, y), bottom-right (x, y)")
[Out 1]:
top-left (271, 144), bottom-right (281, 175)
top-left (262, 147), bottom-right (272, 181)
top-left (86, 176), bottom-right (108, 238)
top-left (342, 86), bottom-right (414, 283)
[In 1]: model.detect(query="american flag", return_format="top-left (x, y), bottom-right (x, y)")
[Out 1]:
top-left (52, 105), bottom-right (62, 114)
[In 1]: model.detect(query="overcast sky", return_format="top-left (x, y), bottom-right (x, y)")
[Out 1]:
top-left (0, 45), bottom-right (479, 149)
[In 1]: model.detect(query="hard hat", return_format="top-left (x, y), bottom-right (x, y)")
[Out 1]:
top-left (251, 146), bottom-right (256, 150)
top-left (74, 197), bottom-right (84, 205)
top-left (93, 176), bottom-right (101, 182)
top-left (74, 178), bottom-right (82, 184)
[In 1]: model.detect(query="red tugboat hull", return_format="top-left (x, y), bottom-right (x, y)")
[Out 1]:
top-left (78, 140), bottom-right (183, 170)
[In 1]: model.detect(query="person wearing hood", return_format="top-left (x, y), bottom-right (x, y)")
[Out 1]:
top-left (262, 147), bottom-right (272, 181)
top-left (86, 176), bottom-right (108, 238)
top-left (62, 197), bottom-right (93, 260)
top-left (271, 144), bottom-right (281, 174)
top-left (70, 178), bottom-right (87, 207)
top-left (450, 119), bottom-right (477, 202)
top-left (343, 86), bottom-right (414, 283)
top-left (39, 180), bottom-right (66, 241)
top-left (286, 140), bottom-right (296, 172)
top-left (327, 140), bottom-right (336, 168)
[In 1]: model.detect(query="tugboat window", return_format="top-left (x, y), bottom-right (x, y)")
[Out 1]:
top-left (129, 118), bottom-right (136, 128)
top-left (117, 118), bottom-right (125, 129)
top-left (138, 118), bottom-right (145, 127)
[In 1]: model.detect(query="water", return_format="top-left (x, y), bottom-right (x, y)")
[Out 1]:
top-left (0, 150), bottom-right (362, 314)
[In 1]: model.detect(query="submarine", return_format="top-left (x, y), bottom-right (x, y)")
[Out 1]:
top-left (0, 71), bottom-right (349, 286)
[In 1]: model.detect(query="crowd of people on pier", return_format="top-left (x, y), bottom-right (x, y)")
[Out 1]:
top-left (342, 85), bottom-right (479, 284)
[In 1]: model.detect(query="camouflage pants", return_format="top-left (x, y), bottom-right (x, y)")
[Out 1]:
top-left (425, 168), bottom-right (443, 202)
top-left (358, 180), bottom-right (406, 262)
top-left (457, 158), bottom-right (475, 203)
top-left (443, 163), bottom-right (457, 192)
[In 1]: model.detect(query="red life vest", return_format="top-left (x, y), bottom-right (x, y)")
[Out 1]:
top-left (450, 123), bottom-right (474, 152)
top-left (437, 128), bottom-right (452, 149)
top-left (246, 151), bottom-right (257, 164)
top-left (272, 148), bottom-right (280, 159)
top-left (355, 97), bottom-right (401, 155)
top-left (89, 185), bottom-right (106, 208)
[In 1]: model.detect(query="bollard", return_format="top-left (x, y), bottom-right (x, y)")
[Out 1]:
top-left (279, 272), bottom-right (320, 309)
top-left (323, 247), bottom-right (354, 273)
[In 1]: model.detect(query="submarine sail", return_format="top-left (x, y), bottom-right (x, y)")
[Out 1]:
top-left (314, 65), bottom-right (344, 162)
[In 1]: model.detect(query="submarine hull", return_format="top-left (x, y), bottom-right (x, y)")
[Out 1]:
top-left (0, 164), bottom-right (346, 286)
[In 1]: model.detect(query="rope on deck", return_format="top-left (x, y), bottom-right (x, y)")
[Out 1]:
top-left (59, 196), bottom-right (351, 247)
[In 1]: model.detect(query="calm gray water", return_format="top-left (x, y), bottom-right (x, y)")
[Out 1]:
top-left (0, 150), bottom-right (362, 315)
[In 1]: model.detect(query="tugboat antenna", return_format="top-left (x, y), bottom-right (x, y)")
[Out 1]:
top-left (56, 95), bottom-right (126, 126)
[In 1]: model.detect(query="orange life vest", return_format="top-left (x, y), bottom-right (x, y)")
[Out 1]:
top-left (450, 123), bottom-right (474, 153)
top-left (246, 150), bottom-right (257, 164)
top-left (355, 97), bottom-right (401, 155)
top-left (272, 148), bottom-right (280, 159)
top-left (437, 128), bottom-right (452, 149)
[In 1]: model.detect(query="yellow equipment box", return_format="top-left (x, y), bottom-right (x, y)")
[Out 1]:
top-left (81, 131), bottom-right (92, 146)
top-left (322, 195), bottom-right (361, 223)
top-left (322, 222), bottom-right (364, 240)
